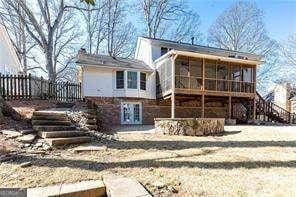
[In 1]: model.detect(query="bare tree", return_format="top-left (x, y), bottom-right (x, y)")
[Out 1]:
top-left (0, 1), bottom-right (36, 73)
top-left (137, 0), bottom-right (202, 43)
top-left (282, 34), bottom-right (296, 67)
top-left (169, 10), bottom-right (202, 43)
top-left (3, 0), bottom-right (68, 81)
top-left (207, 1), bottom-right (278, 92)
top-left (79, 0), bottom-right (136, 57)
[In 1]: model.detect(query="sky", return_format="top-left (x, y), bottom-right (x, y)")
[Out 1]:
top-left (187, 0), bottom-right (296, 42)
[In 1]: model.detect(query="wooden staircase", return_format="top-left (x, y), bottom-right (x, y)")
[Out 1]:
top-left (32, 110), bottom-right (91, 146)
top-left (256, 92), bottom-right (296, 124)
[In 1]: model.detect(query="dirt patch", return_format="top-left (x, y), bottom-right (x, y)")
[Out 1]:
top-left (0, 125), bottom-right (296, 196)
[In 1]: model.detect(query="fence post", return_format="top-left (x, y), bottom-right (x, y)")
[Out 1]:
top-left (28, 74), bottom-right (32, 99)
top-left (40, 77), bottom-right (43, 99)
top-left (0, 74), bottom-right (2, 99)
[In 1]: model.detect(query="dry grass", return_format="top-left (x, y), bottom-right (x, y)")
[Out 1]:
top-left (1, 125), bottom-right (296, 196)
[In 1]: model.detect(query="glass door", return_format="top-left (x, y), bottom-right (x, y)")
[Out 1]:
top-left (121, 103), bottom-right (142, 124)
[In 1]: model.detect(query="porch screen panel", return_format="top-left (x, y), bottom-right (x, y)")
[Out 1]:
top-left (242, 66), bottom-right (254, 93)
top-left (205, 60), bottom-right (217, 91)
top-left (189, 57), bottom-right (202, 89)
top-left (231, 64), bottom-right (241, 92)
top-left (175, 56), bottom-right (189, 89)
top-left (217, 61), bottom-right (228, 91)
top-left (156, 57), bottom-right (172, 97)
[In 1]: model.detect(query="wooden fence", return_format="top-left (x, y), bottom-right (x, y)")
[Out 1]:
top-left (0, 73), bottom-right (82, 102)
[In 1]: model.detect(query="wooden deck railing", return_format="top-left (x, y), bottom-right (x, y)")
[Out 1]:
top-left (0, 73), bottom-right (82, 102)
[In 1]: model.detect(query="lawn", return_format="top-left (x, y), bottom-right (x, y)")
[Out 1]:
top-left (1, 125), bottom-right (296, 196)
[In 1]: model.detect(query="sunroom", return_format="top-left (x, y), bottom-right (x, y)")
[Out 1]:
top-left (155, 49), bottom-right (261, 121)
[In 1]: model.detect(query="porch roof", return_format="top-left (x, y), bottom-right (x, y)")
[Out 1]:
top-left (155, 49), bottom-right (263, 65)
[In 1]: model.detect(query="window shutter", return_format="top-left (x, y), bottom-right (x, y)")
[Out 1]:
top-left (116, 71), bottom-right (124, 89)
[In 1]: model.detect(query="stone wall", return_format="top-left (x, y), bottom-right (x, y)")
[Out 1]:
top-left (86, 97), bottom-right (228, 126)
top-left (155, 118), bottom-right (225, 136)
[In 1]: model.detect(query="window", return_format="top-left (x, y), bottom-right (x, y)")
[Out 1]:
top-left (116, 71), bottom-right (124, 89)
top-left (127, 71), bottom-right (137, 89)
top-left (140, 72), bottom-right (146, 90)
top-left (161, 47), bottom-right (168, 56)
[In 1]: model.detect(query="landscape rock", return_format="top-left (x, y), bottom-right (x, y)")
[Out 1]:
top-left (1, 129), bottom-right (22, 138)
top-left (16, 134), bottom-right (36, 143)
top-left (20, 161), bottom-right (32, 168)
top-left (152, 180), bottom-right (166, 189)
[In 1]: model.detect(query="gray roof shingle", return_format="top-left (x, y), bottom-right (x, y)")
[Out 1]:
top-left (141, 37), bottom-right (261, 61)
top-left (76, 53), bottom-right (153, 71)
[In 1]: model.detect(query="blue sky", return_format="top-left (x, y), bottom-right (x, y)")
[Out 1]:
top-left (187, 0), bottom-right (296, 42)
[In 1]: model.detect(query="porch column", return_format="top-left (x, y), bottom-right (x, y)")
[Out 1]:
top-left (201, 94), bottom-right (205, 118)
top-left (228, 96), bottom-right (232, 119)
top-left (171, 93), bottom-right (175, 118)
top-left (171, 54), bottom-right (177, 118)
top-left (253, 97), bottom-right (256, 120)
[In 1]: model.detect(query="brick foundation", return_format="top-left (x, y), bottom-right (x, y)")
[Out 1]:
top-left (86, 97), bottom-right (228, 125)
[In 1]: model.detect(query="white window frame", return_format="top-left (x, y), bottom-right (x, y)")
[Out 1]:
top-left (120, 102), bottom-right (142, 124)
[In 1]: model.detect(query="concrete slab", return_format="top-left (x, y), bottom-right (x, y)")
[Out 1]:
top-left (103, 174), bottom-right (151, 197)
top-left (112, 125), bottom-right (155, 134)
top-left (72, 145), bottom-right (107, 153)
top-left (27, 180), bottom-right (105, 197)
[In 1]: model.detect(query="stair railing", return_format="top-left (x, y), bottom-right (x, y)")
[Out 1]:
top-left (256, 91), bottom-right (296, 124)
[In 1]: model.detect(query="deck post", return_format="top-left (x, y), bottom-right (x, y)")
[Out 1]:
top-left (171, 54), bottom-right (177, 118)
top-left (201, 94), bottom-right (205, 118)
top-left (253, 97), bottom-right (256, 120)
top-left (228, 96), bottom-right (232, 119)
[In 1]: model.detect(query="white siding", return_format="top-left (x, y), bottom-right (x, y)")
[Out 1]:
top-left (0, 24), bottom-right (22, 74)
top-left (135, 38), bottom-right (154, 69)
top-left (274, 83), bottom-right (289, 111)
top-left (83, 67), bottom-right (113, 97)
top-left (82, 66), bottom-right (155, 99)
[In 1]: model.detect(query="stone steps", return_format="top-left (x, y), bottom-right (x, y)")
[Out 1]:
top-left (45, 136), bottom-right (91, 146)
top-left (38, 130), bottom-right (86, 138)
top-left (32, 109), bottom-right (92, 146)
top-left (32, 120), bottom-right (72, 126)
top-left (33, 125), bottom-right (76, 131)
top-left (33, 111), bottom-right (67, 117)
top-left (86, 125), bottom-right (98, 130)
top-left (32, 115), bottom-right (68, 121)
top-left (86, 119), bottom-right (96, 124)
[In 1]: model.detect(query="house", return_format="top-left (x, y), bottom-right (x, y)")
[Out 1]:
top-left (0, 24), bottom-right (23, 74)
top-left (269, 82), bottom-right (296, 114)
top-left (76, 37), bottom-right (261, 125)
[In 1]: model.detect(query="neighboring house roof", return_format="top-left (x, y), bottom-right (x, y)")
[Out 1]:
top-left (76, 52), bottom-right (153, 71)
top-left (139, 36), bottom-right (261, 62)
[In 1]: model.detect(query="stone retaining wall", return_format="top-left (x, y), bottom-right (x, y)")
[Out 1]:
top-left (155, 118), bottom-right (225, 136)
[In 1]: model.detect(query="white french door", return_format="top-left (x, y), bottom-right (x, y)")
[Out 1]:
top-left (121, 102), bottom-right (142, 124)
